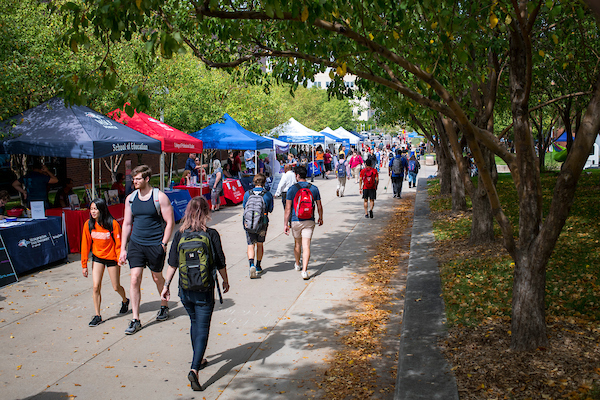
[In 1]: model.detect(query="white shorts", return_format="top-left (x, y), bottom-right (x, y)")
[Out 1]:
top-left (291, 220), bottom-right (316, 239)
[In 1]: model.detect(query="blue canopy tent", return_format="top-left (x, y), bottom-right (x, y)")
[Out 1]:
top-left (190, 113), bottom-right (273, 150)
top-left (1, 97), bottom-right (162, 198)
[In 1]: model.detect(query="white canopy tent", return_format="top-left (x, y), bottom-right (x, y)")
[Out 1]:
top-left (272, 117), bottom-right (332, 145)
top-left (332, 126), bottom-right (362, 145)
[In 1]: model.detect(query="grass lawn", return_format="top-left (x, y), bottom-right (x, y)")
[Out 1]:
top-left (428, 170), bottom-right (600, 327)
top-left (494, 152), bottom-right (562, 171)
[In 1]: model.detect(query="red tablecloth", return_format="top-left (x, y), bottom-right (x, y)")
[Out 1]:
top-left (223, 179), bottom-right (244, 204)
top-left (46, 204), bottom-right (125, 253)
top-left (174, 184), bottom-right (227, 208)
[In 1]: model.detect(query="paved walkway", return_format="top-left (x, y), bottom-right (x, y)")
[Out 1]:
top-left (1, 162), bottom-right (457, 400)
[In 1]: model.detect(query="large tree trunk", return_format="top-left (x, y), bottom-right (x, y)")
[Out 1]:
top-left (436, 117), bottom-right (454, 196)
top-left (450, 155), bottom-right (467, 212)
top-left (508, 20), bottom-right (548, 351)
top-left (470, 146), bottom-right (496, 244)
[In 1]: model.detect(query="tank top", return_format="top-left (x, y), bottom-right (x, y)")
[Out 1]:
top-left (130, 191), bottom-right (163, 245)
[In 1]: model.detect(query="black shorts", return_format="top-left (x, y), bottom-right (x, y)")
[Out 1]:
top-left (245, 226), bottom-right (268, 245)
top-left (362, 189), bottom-right (377, 200)
top-left (91, 254), bottom-right (118, 267)
top-left (127, 240), bottom-right (166, 273)
top-left (325, 162), bottom-right (332, 171)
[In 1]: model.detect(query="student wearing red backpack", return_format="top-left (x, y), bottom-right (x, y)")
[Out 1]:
top-left (359, 159), bottom-right (379, 218)
top-left (284, 165), bottom-right (324, 280)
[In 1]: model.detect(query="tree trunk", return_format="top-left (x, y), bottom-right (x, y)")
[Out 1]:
top-left (510, 249), bottom-right (548, 351)
top-left (469, 146), bottom-right (496, 245)
top-left (436, 118), bottom-right (453, 195)
top-left (508, 20), bottom-right (547, 350)
top-left (450, 155), bottom-right (467, 212)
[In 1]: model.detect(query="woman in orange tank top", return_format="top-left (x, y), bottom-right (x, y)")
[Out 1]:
top-left (81, 198), bottom-right (129, 327)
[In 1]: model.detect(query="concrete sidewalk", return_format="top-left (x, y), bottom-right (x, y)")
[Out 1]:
top-left (1, 161), bottom-right (456, 400)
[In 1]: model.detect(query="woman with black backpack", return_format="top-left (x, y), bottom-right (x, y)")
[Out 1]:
top-left (161, 196), bottom-right (230, 392)
top-left (80, 198), bottom-right (129, 327)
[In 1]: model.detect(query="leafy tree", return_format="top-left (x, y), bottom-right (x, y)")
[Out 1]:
top-left (59, 0), bottom-right (600, 352)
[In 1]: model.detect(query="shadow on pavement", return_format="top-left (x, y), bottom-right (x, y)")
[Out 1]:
top-left (21, 391), bottom-right (71, 400)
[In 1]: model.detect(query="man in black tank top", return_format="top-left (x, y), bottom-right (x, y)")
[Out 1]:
top-left (119, 165), bottom-right (175, 335)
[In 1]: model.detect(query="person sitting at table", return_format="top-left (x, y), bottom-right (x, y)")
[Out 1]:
top-left (209, 159), bottom-right (224, 212)
top-left (180, 170), bottom-right (192, 186)
top-left (111, 173), bottom-right (126, 203)
top-left (287, 153), bottom-right (297, 165)
top-left (81, 198), bottom-right (129, 327)
top-left (13, 159), bottom-right (59, 208)
top-left (53, 178), bottom-right (75, 208)
top-left (222, 162), bottom-right (233, 179)
top-left (0, 190), bottom-right (10, 220)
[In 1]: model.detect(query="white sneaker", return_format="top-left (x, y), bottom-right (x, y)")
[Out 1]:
top-left (301, 271), bottom-right (309, 280)
top-left (294, 263), bottom-right (301, 271)
top-left (249, 266), bottom-right (257, 279)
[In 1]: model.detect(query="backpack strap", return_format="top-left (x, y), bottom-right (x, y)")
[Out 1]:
top-left (129, 188), bottom-right (161, 216)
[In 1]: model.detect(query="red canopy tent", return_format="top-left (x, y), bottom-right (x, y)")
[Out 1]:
top-left (109, 108), bottom-right (203, 190)
top-left (109, 109), bottom-right (202, 153)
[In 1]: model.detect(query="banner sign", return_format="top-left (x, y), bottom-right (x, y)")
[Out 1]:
top-left (0, 234), bottom-right (18, 288)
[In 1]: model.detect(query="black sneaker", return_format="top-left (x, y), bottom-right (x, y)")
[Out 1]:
top-left (119, 298), bottom-right (130, 315)
top-left (365, 214), bottom-right (369, 218)
top-left (89, 315), bottom-right (102, 327)
top-left (125, 319), bottom-right (141, 335)
top-left (369, 210), bottom-right (374, 218)
top-left (255, 265), bottom-right (262, 274)
top-left (156, 306), bottom-right (169, 321)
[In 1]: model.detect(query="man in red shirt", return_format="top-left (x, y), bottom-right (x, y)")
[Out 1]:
top-left (359, 159), bottom-right (379, 218)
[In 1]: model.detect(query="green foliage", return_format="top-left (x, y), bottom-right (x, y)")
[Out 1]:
top-left (433, 171), bottom-right (600, 327)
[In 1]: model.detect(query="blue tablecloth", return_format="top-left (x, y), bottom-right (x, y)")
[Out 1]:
top-left (165, 189), bottom-right (192, 222)
top-left (0, 216), bottom-right (68, 276)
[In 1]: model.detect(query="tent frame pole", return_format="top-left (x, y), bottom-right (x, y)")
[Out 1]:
top-left (160, 152), bottom-right (165, 192)
top-left (91, 159), bottom-right (96, 200)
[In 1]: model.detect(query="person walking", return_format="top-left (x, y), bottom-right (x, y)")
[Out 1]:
top-left (81, 198), bottom-right (129, 327)
top-left (336, 153), bottom-right (348, 197)
top-left (119, 165), bottom-right (175, 335)
top-left (323, 149), bottom-right (333, 178)
top-left (407, 154), bottom-right (421, 188)
top-left (284, 166), bottom-right (323, 280)
top-left (274, 164), bottom-right (297, 210)
top-left (348, 151), bottom-right (364, 183)
top-left (161, 196), bottom-right (229, 392)
top-left (208, 160), bottom-right (223, 211)
top-left (315, 145), bottom-right (326, 178)
top-left (242, 173), bottom-right (274, 278)
top-left (359, 159), bottom-right (379, 218)
top-left (389, 149), bottom-right (408, 198)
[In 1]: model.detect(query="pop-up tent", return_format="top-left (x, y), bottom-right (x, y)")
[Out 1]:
top-left (109, 108), bottom-right (203, 153)
top-left (1, 97), bottom-right (162, 198)
top-left (320, 126), bottom-right (350, 145)
top-left (272, 117), bottom-right (329, 145)
top-left (1, 97), bottom-right (162, 159)
top-left (190, 113), bottom-right (273, 150)
top-left (332, 126), bottom-right (361, 145)
top-left (109, 108), bottom-right (203, 190)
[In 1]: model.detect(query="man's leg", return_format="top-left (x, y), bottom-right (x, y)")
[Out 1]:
top-left (370, 199), bottom-right (375, 211)
top-left (151, 270), bottom-right (168, 307)
top-left (130, 267), bottom-right (144, 320)
top-left (340, 177), bottom-right (346, 196)
top-left (294, 238), bottom-right (302, 268)
top-left (247, 244), bottom-right (255, 262)
top-left (363, 198), bottom-right (369, 216)
top-left (301, 237), bottom-right (311, 272)
top-left (256, 242), bottom-right (264, 262)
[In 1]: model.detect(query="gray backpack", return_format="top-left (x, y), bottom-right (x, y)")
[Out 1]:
top-left (243, 189), bottom-right (267, 233)
top-left (392, 157), bottom-right (403, 175)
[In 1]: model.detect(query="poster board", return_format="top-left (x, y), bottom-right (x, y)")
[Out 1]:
top-left (105, 190), bottom-right (119, 206)
top-left (0, 234), bottom-right (18, 287)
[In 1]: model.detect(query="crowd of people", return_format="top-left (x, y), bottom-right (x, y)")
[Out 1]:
top-left (0, 137), bottom-right (423, 392)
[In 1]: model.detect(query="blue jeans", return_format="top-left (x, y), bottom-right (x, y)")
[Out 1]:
top-left (179, 288), bottom-right (215, 371)
top-left (408, 172), bottom-right (417, 186)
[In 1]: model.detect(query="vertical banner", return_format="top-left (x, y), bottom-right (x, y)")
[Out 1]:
top-left (0, 234), bottom-right (18, 287)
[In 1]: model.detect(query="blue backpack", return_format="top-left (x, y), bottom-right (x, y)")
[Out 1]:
top-left (337, 160), bottom-right (347, 177)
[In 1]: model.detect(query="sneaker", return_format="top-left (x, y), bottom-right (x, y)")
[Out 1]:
top-left (301, 271), bottom-right (309, 280)
top-left (255, 265), bottom-right (262, 275)
top-left (89, 315), bottom-right (102, 327)
top-left (294, 263), bottom-right (302, 271)
top-left (125, 319), bottom-right (142, 335)
top-left (156, 306), bottom-right (169, 321)
top-left (249, 266), bottom-right (257, 279)
top-left (369, 210), bottom-right (373, 218)
top-left (119, 298), bottom-right (130, 315)
top-left (336, 189), bottom-right (339, 197)
top-left (365, 214), bottom-right (369, 218)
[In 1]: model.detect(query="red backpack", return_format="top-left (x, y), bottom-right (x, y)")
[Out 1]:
top-left (363, 168), bottom-right (377, 189)
top-left (292, 183), bottom-right (314, 219)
